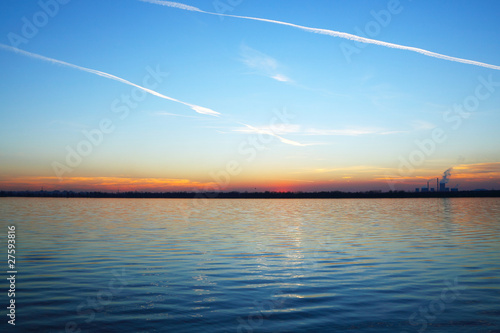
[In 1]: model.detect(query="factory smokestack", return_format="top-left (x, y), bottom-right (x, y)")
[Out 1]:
top-left (438, 168), bottom-right (453, 192)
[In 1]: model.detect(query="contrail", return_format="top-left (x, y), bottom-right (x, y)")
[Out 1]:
top-left (141, 0), bottom-right (500, 72)
top-left (0, 43), bottom-right (310, 146)
top-left (0, 43), bottom-right (220, 116)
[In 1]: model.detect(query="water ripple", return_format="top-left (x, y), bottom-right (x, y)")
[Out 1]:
top-left (1, 197), bottom-right (499, 332)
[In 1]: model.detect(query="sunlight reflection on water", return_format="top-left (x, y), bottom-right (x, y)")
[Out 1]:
top-left (1, 197), bottom-right (499, 332)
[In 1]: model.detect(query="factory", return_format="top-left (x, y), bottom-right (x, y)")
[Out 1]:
top-left (415, 168), bottom-right (459, 192)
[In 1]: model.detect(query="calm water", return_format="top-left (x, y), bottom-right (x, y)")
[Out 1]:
top-left (1, 197), bottom-right (499, 332)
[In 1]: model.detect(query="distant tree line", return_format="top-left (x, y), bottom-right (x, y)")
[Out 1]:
top-left (1, 190), bottom-right (499, 199)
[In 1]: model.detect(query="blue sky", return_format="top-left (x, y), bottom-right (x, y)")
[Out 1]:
top-left (1, 0), bottom-right (499, 191)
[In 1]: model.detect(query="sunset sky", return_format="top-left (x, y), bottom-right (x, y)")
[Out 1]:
top-left (1, 0), bottom-right (500, 192)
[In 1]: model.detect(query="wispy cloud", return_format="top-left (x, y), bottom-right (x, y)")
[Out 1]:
top-left (0, 176), bottom-right (217, 191)
top-left (454, 162), bottom-right (500, 178)
top-left (311, 165), bottom-right (393, 174)
top-left (271, 74), bottom-right (290, 82)
top-left (231, 123), bottom-right (403, 148)
top-left (233, 124), bottom-right (404, 138)
top-left (380, 162), bottom-right (500, 186)
top-left (0, 43), bottom-right (220, 117)
top-left (304, 127), bottom-right (405, 136)
top-left (238, 123), bottom-right (309, 147)
top-left (153, 111), bottom-right (200, 118)
top-left (412, 120), bottom-right (436, 131)
top-left (233, 124), bottom-right (300, 135)
top-left (304, 128), bottom-right (379, 136)
top-left (141, 0), bottom-right (500, 71)
top-left (142, 0), bottom-right (201, 12)
top-left (278, 178), bottom-right (316, 183)
top-left (239, 44), bottom-right (292, 83)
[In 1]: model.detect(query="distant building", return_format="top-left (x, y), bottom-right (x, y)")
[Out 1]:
top-left (415, 188), bottom-right (420, 193)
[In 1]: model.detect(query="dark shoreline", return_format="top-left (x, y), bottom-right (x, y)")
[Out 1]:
top-left (1, 190), bottom-right (500, 199)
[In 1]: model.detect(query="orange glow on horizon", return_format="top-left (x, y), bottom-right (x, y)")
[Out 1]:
top-left (0, 176), bottom-right (217, 192)
top-left (1, 162), bottom-right (499, 192)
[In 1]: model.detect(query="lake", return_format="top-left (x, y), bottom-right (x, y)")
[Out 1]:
top-left (1, 197), bottom-right (499, 332)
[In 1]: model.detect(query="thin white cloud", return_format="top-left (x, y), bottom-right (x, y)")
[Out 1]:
top-left (305, 128), bottom-right (377, 136)
top-left (233, 124), bottom-right (301, 135)
top-left (141, 0), bottom-right (500, 71)
top-left (304, 127), bottom-right (405, 136)
top-left (154, 111), bottom-right (199, 118)
top-left (271, 74), bottom-right (291, 82)
top-left (139, 0), bottom-right (201, 12)
top-left (238, 123), bottom-right (308, 147)
top-left (311, 165), bottom-right (394, 174)
top-left (0, 43), bottom-right (220, 117)
top-left (240, 44), bottom-right (276, 71)
top-left (239, 44), bottom-right (292, 83)
top-left (233, 124), bottom-right (404, 137)
top-left (412, 120), bottom-right (436, 131)
top-left (379, 130), bottom-right (407, 135)
top-left (232, 123), bottom-right (403, 148)
top-left (190, 105), bottom-right (219, 116)
top-left (279, 178), bottom-right (315, 183)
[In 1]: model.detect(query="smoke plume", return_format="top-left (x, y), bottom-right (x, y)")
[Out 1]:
top-left (441, 168), bottom-right (453, 184)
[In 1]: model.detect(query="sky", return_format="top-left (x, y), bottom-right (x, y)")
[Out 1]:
top-left (1, 0), bottom-right (500, 192)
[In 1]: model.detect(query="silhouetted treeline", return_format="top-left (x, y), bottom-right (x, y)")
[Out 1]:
top-left (1, 190), bottom-right (500, 199)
